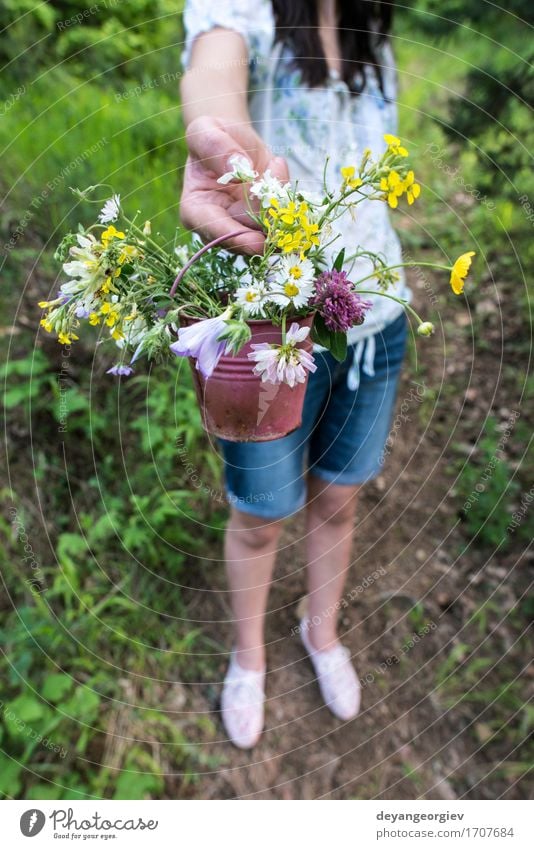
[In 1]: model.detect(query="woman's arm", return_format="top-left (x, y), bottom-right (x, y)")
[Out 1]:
top-left (179, 28), bottom-right (288, 254)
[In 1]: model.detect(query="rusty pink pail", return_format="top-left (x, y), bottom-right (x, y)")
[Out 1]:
top-left (181, 315), bottom-right (314, 442)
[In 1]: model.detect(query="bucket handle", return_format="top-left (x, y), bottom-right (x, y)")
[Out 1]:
top-left (170, 229), bottom-right (252, 299)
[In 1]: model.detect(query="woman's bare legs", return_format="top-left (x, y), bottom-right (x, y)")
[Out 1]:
top-left (224, 507), bottom-right (283, 671)
top-left (304, 474), bottom-right (361, 651)
top-left (224, 475), bottom-right (360, 669)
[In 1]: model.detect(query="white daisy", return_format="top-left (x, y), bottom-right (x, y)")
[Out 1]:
top-left (234, 282), bottom-right (270, 317)
top-left (217, 154), bottom-right (258, 185)
top-left (98, 194), bottom-right (121, 224)
top-left (269, 255), bottom-right (316, 309)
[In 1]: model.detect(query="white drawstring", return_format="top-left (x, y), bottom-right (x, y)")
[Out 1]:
top-left (363, 332), bottom-right (376, 377)
top-left (347, 333), bottom-right (376, 391)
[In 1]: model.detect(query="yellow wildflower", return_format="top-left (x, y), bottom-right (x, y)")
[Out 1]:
top-left (105, 312), bottom-right (119, 327)
top-left (100, 302), bottom-right (112, 314)
top-left (450, 252), bottom-right (475, 295)
top-left (340, 166), bottom-right (363, 190)
top-left (40, 318), bottom-right (53, 332)
top-left (380, 170), bottom-right (404, 209)
top-left (379, 169), bottom-right (420, 208)
top-left (58, 332), bottom-right (79, 345)
top-left (101, 277), bottom-right (112, 294)
top-left (265, 198), bottom-right (320, 257)
top-left (384, 133), bottom-right (409, 157)
top-left (118, 244), bottom-right (138, 264)
top-left (89, 313), bottom-right (101, 325)
top-left (101, 225), bottom-right (125, 247)
top-left (111, 328), bottom-right (124, 341)
top-left (404, 170), bottom-right (421, 205)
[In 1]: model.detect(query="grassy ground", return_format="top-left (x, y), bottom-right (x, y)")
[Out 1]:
top-left (1, 8), bottom-right (532, 799)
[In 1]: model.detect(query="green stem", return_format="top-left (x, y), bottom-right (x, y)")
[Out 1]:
top-left (121, 215), bottom-right (171, 261)
top-left (318, 186), bottom-right (368, 228)
top-left (281, 313), bottom-right (287, 344)
top-left (354, 260), bottom-right (450, 289)
top-left (357, 289), bottom-right (427, 326)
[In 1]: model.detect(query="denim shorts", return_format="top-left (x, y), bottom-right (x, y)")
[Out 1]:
top-left (219, 311), bottom-right (409, 519)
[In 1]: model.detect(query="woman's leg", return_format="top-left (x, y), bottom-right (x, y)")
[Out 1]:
top-left (304, 474), bottom-right (361, 651)
top-left (224, 507), bottom-right (283, 671)
top-left (303, 314), bottom-right (409, 650)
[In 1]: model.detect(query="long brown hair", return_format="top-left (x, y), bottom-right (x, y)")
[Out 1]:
top-left (271, 0), bottom-right (394, 95)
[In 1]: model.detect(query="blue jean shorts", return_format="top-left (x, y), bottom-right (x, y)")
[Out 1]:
top-left (219, 311), bottom-right (409, 519)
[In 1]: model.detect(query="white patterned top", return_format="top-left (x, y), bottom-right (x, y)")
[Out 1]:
top-left (182, 0), bottom-right (411, 344)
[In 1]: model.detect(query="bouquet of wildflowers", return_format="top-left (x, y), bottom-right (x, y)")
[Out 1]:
top-left (39, 135), bottom-right (475, 385)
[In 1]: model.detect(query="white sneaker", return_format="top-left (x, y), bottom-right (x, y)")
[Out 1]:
top-left (221, 652), bottom-right (265, 749)
top-left (300, 619), bottom-right (361, 720)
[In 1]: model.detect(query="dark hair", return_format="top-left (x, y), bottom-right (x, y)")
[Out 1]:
top-left (271, 1), bottom-right (394, 95)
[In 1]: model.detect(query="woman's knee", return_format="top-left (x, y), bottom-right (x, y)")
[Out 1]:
top-left (308, 481), bottom-right (360, 527)
top-left (228, 508), bottom-right (283, 550)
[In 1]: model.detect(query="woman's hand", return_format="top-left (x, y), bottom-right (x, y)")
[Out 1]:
top-left (180, 115), bottom-right (289, 255)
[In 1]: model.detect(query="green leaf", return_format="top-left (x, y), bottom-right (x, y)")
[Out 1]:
top-left (113, 769), bottom-right (163, 800)
top-left (42, 673), bottom-right (74, 704)
top-left (329, 331), bottom-right (348, 362)
top-left (26, 783), bottom-right (62, 800)
top-left (311, 315), bottom-right (347, 362)
top-left (0, 753), bottom-right (22, 797)
top-left (310, 313), bottom-right (331, 348)
top-left (3, 381), bottom-right (44, 409)
top-left (62, 686), bottom-right (101, 721)
top-left (6, 694), bottom-right (44, 724)
top-left (333, 247), bottom-right (345, 271)
top-left (0, 351), bottom-right (48, 379)
top-left (57, 533), bottom-right (88, 562)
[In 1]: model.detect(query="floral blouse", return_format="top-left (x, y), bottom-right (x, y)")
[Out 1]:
top-left (182, 0), bottom-right (411, 346)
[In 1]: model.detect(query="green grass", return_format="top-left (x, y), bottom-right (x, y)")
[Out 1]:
top-left (1, 347), bottom-right (224, 798)
top-left (1, 70), bottom-right (186, 249)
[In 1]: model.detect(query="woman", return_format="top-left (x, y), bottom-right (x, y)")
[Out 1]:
top-left (180, 0), bottom-right (409, 748)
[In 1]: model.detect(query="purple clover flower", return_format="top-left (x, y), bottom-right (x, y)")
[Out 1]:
top-left (311, 270), bottom-right (372, 332)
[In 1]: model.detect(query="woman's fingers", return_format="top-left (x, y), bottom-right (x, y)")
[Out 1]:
top-left (180, 116), bottom-right (289, 254)
top-left (180, 195), bottom-right (266, 255)
top-left (185, 115), bottom-right (257, 179)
